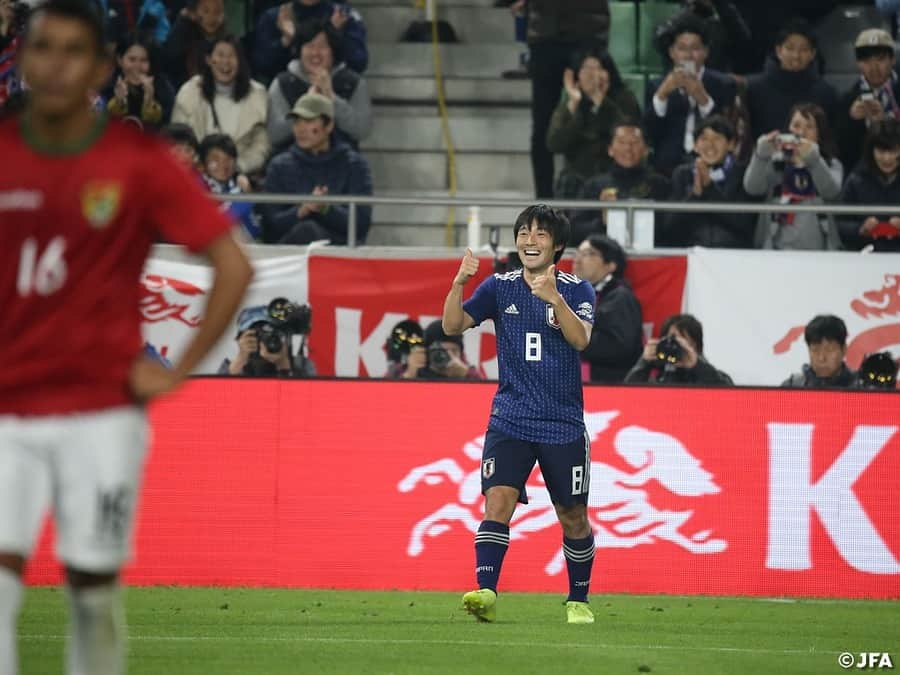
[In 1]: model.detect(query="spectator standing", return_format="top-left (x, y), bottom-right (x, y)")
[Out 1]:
top-left (172, 35), bottom-right (270, 175)
top-left (745, 20), bottom-right (838, 143)
top-left (103, 35), bottom-right (175, 128)
top-left (261, 92), bottom-right (372, 244)
top-left (782, 315), bottom-right (857, 388)
top-left (644, 15), bottom-right (737, 177)
top-left (163, 0), bottom-right (226, 88)
top-left (267, 18), bottom-right (370, 154)
top-left (527, 0), bottom-right (610, 198)
top-left (653, 0), bottom-right (753, 74)
top-left (570, 122), bottom-right (670, 245)
top-left (663, 115), bottom-right (754, 248)
top-left (743, 103), bottom-right (843, 250)
top-left (546, 49), bottom-right (640, 199)
top-left (839, 119), bottom-right (900, 252)
top-left (252, 0), bottom-right (367, 83)
top-left (624, 313), bottom-right (733, 385)
top-left (572, 235), bottom-right (643, 384)
top-left (835, 29), bottom-right (900, 174)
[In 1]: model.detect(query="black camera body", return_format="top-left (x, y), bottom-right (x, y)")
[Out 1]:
top-left (428, 343), bottom-right (451, 370)
top-left (655, 335), bottom-right (682, 366)
top-left (267, 297), bottom-right (312, 335)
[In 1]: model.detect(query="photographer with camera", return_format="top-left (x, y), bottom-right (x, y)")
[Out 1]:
top-left (415, 320), bottom-right (484, 381)
top-left (782, 315), bottom-right (856, 388)
top-left (857, 352), bottom-right (899, 391)
top-left (743, 102), bottom-right (843, 250)
top-left (384, 319), bottom-right (426, 379)
top-left (218, 298), bottom-right (316, 377)
top-left (624, 313), bottom-right (732, 385)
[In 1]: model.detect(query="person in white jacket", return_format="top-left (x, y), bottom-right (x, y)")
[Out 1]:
top-left (173, 34), bottom-right (270, 175)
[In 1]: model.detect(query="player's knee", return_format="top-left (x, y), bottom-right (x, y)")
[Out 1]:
top-left (66, 567), bottom-right (119, 589)
top-left (483, 487), bottom-right (519, 524)
top-left (556, 506), bottom-right (590, 538)
top-left (0, 553), bottom-right (25, 577)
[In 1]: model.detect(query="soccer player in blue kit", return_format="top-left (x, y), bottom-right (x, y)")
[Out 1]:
top-left (442, 204), bottom-right (597, 624)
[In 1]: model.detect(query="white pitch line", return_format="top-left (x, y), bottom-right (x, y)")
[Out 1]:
top-left (18, 634), bottom-right (843, 656)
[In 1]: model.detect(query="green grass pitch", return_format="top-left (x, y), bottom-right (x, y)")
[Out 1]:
top-left (19, 587), bottom-right (900, 674)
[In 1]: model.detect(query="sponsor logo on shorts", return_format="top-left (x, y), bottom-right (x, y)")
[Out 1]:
top-left (482, 458), bottom-right (495, 479)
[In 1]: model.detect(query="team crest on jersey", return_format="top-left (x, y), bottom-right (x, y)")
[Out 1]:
top-left (546, 305), bottom-right (560, 329)
top-left (81, 181), bottom-right (122, 229)
top-left (482, 458), bottom-right (495, 479)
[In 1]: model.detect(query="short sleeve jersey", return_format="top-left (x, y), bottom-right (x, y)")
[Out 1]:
top-left (463, 269), bottom-right (596, 443)
top-left (0, 116), bottom-right (234, 416)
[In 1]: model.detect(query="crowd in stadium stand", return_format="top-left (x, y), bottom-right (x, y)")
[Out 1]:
top-left (2, 0), bottom-right (900, 253)
top-left (1, 1), bottom-right (899, 387)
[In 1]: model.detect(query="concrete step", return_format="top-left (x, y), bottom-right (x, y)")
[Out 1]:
top-left (362, 5), bottom-right (519, 43)
top-left (368, 75), bottom-right (530, 104)
top-left (367, 150), bottom-right (533, 192)
top-left (374, 104), bottom-right (528, 117)
top-left (373, 189), bottom-right (527, 226)
top-left (363, 115), bottom-right (530, 151)
top-left (355, 0), bottom-right (497, 7)
top-left (367, 43), bottom-right (523, 78)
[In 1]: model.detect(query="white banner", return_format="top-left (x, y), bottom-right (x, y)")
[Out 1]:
top-left (141, 251), bottom-right (308, 374)
top-left (684, 248), bottom-right (900, 386)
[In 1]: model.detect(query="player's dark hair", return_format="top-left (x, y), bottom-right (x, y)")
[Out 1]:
top-left (198, 132), bottom-right (238, 162)
top-left (694, 114), bottom-right (736, 142)
top-left (160, 123), bottom-right (199, 152)
top-left (26, 0), bottom-right (107, 57)
top-left (804, 315), bottom-right (848, 347)
top-left (295, 18), bottom-right (345, 65)
top-left (584, 234), bottom-right (627, 278)
top-left (200, 34), bottom-right (251, 103)
top-left (863, 118), bottom-right (900, 176)
top-left (660, 313), bottom-right (704, 354)
top-left (512, 204), bottom-right (571, 263)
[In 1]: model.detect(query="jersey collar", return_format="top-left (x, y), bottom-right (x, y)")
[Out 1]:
top-left (20, 111), bottom-right (108, 157)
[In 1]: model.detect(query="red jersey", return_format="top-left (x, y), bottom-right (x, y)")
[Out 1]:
top-left (0, 116), bottom-right (234, 416)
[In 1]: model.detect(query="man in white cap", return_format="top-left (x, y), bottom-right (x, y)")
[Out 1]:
top-left (837, 28), bottom-right (900, 170)
top-left (261, 90), bottom-right (373, 245)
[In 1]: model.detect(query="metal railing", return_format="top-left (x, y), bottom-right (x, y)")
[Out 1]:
top-left (221, 193), bottom-right (899, 248)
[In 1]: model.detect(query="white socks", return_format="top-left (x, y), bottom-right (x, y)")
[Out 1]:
top-left (66, 584), bottom-right (125, 675)
top-left (0, 567), bottom-right (23, 675)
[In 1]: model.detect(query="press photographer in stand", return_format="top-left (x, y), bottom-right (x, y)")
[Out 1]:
top-left (782, 314), bottom-right (856, 388)
top-left (219, 298), bottom-right (316, 377)
top-left (416, 320), bottom-right (484, 381)
top-left (624, 313), bottom-right (732, 385)
top-left (856, 352), bottom-right (899, 390)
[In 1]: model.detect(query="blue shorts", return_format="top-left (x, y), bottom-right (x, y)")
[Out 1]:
top-left (481, 428), bottom-right (591, 507)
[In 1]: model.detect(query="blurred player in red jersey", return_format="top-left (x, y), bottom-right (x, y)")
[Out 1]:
top-left (0, 2), bottom-right (253, 673)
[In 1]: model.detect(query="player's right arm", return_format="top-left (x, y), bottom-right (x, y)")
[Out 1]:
top-left (442, 248), bottom-right (479, 335)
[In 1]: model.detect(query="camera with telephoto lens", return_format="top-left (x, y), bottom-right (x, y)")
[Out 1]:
top-left (266, 297), bottom-right (311, 335)
top-left (428, 343), bottom-right (451, 370)
top-left (858, 352), bottom-right (898, 390)
top-left (655, 335), bottom-right (683, 366)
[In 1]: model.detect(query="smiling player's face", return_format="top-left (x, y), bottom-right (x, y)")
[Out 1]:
top-left (516, 221), bottom-right (559, 273)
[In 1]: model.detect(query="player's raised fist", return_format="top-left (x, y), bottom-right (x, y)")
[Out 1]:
top-left (453, 248), bottom-right (479, 286)
top-left (530, 264), bottom-right (559, 303)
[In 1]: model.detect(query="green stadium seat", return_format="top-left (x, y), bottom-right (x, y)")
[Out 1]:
top-left (622, 73), bottom-right (646, 110)
top-left (609, 2), bottom-right (638, 73)
top-left (637, 1), bottom-right (682, 74)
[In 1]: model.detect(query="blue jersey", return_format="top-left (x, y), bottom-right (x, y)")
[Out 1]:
top-left (463, 269), bottom-right (595, 443)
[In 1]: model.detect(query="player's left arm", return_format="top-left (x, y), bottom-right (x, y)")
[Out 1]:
top-left (529, 266), bottom-right (593, 351)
